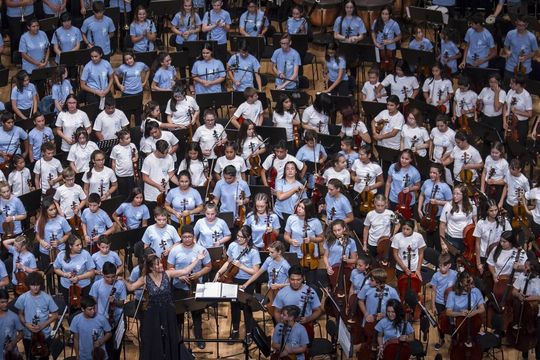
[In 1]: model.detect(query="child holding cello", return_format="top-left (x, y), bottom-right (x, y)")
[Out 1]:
top-left (375, 299), bottom-right (415, 360)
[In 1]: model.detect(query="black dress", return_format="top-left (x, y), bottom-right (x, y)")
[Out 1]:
top-left (140, 272), bottom-right (179, 360)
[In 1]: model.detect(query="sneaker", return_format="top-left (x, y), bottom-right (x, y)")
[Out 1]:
top-left (434, 340), bottom-right (444, 351)
top-left (228, 330), bottom-right (239, 345)
top-left (197, 341), bottom-right (206, 349)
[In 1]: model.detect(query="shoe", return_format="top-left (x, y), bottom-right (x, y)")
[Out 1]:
top-left (434, 340), bottom-right (444, 351)
top-left (228, 330), bottom-right (239, 345)
top-left (197, 341), bottom-right (206, 349)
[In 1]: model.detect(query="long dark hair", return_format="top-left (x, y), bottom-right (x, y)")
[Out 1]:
top-left (184, 142), bottom-right (204, 169)
top-left (374, 4), bottom-right (392, 34)
top-left (274, 93), bottom-right (295, 116)
top-left (64, 235), bottom-right (80, 263)
top-left (237, 119), bottom-right (258, 148)
top-left (169, 82), bottom-right (187, 112)
top-left (312, 92), bottom-right (333, 115)
top-left (237, 225), bottom-right (254, 248)
top-left (15, 70), bottom-right (29, 92)
top-left (450, 185), bottom-right (473, 215)
top-left (125, 187), bottom-right (144, 203)
top-left (281, 161), bottom-right (302, 181)
top-left (493, 231), bottom-right (517, 263)
top-left (325, 219), bottom-right (348, 247)
top-left (144, 120), bottom-right (160, 139)
top-left (86, 149), bottom-right (104, 180)
top-left (298, 198), bottom-right (316, 219)
top-left (386, 298), bottom-right (406, 328)
top-left (394, 149), bottom-right (414, 172)
top-left (37, 196), bottom-right (55, 240)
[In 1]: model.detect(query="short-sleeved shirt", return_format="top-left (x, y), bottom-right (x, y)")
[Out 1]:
top-left (0, 310), bottom-right (23, 353)
top-left (51, 80), bottom-right (73, 110)
top-left (323, 238), bottom-right (357, 267)
top-left (357, 284), bottom-right (400, 324)
top-left (19, 31), bottom-right (49, 74)
top-left (141, 224), bottom-right (181, 257)
top-left (91, 250), bottom-right (122, 281)
top-left (81, 16), bottom-right (116, 55)
top-left (324, 193), bottom-right (352, 224)
top-left (9, 248), bottom-right (36, 285)
top-left (35, 215), bottom-right (71, 254)
top-left (81, 208), bottom-right (113, 237)
top-left (191, 58), bottom-right (225, 94)
top-left (193, 217), bottom-right (231, 248)
top-left (89, 278), bottom-right (127, 324)
top-left (504, 29), bottom-right (538, 73)
top-left (261, 257), bottom-right (290, 286)
top-left (227, 53), bottom-right (261, 92)
top-left (129, 20), bottom-right (156, 52)
top-left (364, 209), bottom-right (394, 246)
top-left (51, 26), bottom-right (82, 63)
top-left (375, 318), bottom-right (414, 344)
top-left (420, 180), bottom-right (453, 217)
top-left (28, 126), bottom-right (54, 160)
top-left (153, 65), bottom-right (176, 90)
top-left (33, 158), bottom-right (63, 194)
top-left (165, 187), bottom-right (203, 223)
top-left (114, 202), bottom-right (149, 230)
top-left (69, 313), bottom-right (111, 360)
top-left (213, 179), bottom-right (251, 218)
top-left (55, 109), bottom-right (91, 152)
top-left (440, 39), bottom-right (460, 74)
top-left (284, 215), bottom-right (323, 258)
top-left (0, 126), bottom-right (27, 163)
top-left (430, 269), bottom-right (458, 305)
top-left (53, 183), bottom-right (86, 219)
top-left (487, 247), bottom-right (527, 277)
top-left (168, 243), bottom-right (211, 290)
top-left (273, 284), bottom-right (321, 318)
top-left (381, 75), bottom-right (419, 102)
top-left (115, 62), bottom-right (149, 94)
top-left (11, 84), bottom-right (37, 110)
top-left (372, 19), bottom-right (401, 50)
top-left (464, 27), bottom-right (495, 68)
top-left (446, 288), bottom-right (484, 312)
top-left (0, 197), bottom-right (26, 235)
top-left (387, 163), bottom-right (421, 204)
top-left (165, 96), bottom-right (199, 126)
top-left (80, 59), bottom-right (113, 91)
top-left (271, 48), bottom-right (301, 90)
top-left (239, 10), bottom-right (269, 36)
top-left (67, 141), bottom-right (99, 173)
top-left (326, 56), bottom-right (348, 82)
top-left (202, 9), bottom-right (232, 44)
top-left (472, 218), bottom-right (510, 258)
top-left (244, 212), bottom-right (280, 249)
top-left (440, 202), bottom-right (477, 238)
top-left (15, 291), bottom-right (58, 339)
top-left (333, 15), bottom-right (366, 37)
top-left (373, 109), bottom-right (404, 150)
top-left (391, 232), bottom-right (426, 272)
top-left (53, 250), bottom-right (95, 289)
top-left (171, 12), bottom-right (201, 44)
top-left (271, 323), bottom-right (309, 360)
top-left (226, 241), bottom-right (261, 280)
top-left (140, 153), bottom-right (175, 201)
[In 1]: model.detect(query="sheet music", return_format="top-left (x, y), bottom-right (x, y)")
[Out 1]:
top-left (221, 283), bottom-right (238, 298)
top-left (195, 282), bottom-right (238, 299)
top-left (338, 319), bottom-right (353, 358)
top-left (114, 316), bottom-right (125, 350)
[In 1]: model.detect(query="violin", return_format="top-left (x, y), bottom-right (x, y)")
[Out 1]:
top-left (326, 237), bottom-right (353, 318)
top-left (506, 271), bottom-right (538, 352)
top-left (459, 152), bottom-right (475, 196)
top-left (15, 256), bottom-right (28, 296)
top-left (89, 228), bottom-right (99, 255)
top-left (132, 147), bottom-right (140, 185)
top-left (234, 190), bottom-right (246, 228)
top-left (203, 160), bottom-right (216, 193)
top-left (485, 168), bottom-right (497, 198)
top-left (92, 330), bottom-right (106, 360)
top-left (379, 33), bottom-right (394, 73)
top-left (48, 233), bottom-right (59, 264)
top-left (30, 315), bottom-right (49, 360)
top-left (512, 188), bottom-right (529, 229)
top-left (381, 320), bottom-right (412, 360)
top-left (449, 283), bottom-right (483, 360)
top-left (397, 246), bottom-right (422, 305)
top-left (374, 119), bottom-right (388, 134)
top-left (437, 89), bottom-right (446, 114)
top-left (159, 238), bottom-right (169, 270)
top-left (292, 111), bottom-right (300, 149)
top-left (514, 49), bottom-right (527, 76)
top-left (420, 184), bottom-right (439, 232)
top-left (156, 178), bottom-right (167, 208)
top-left (262, 215), bottom-right (277, 250)
top-left (213, 130), bottom-right (225, 158)
top-left (266, 268), bottom-right (278, 317)
top-left (44, 173), bottom-right (56, 197)
top-left (0, 153), bottom-right (12, 176)
top-left (506, 97), bottom-right (519, 142)
top-left (177, 199), bottom-right (191, 236)
top-left (4, 335), bottom-right (23, 360)
top-left (248, 150), bottom-right (262, 178)
top-left (458, 100), bottom-right (472, 135)
top-left (217, 245), bottom-right (250, 283)
top-left (270, 324), bottom-right (297, 360)
top-left (299, 220), bottom-right (318, 270)
top-left (69, 270), bottom-right (82, 309)
top-left (68, 201), bottom-right (84, 239)
top-left (401, 86), bottom-right (409, 116)
top-left (395, 174), bottom-right (413, 220)
top-left (358, 175), bottom-right (375, 217)
top-left (108, 285), bottom-right (117, 327)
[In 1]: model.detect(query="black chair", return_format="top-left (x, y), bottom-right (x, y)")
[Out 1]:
top-left (309, 319), bottom-right (336, 358)
top-left (478, 332), bottom-right (505, 360)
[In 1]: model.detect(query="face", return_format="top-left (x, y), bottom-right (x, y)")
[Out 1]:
top-left (386, 101), bottom-right (398, 113)
top-left (202, 48), bottom-right (212, 60)
top-left (283, 98), bottom-right (292, 110)
top-left (386, 306), bottom-right (396, 320)
top-left (359, 150), bottom-right (370, 163)
top-left (332, 224), bottom-right (345, 238)
top-left (188, 149), bottom-right (198, 160)
top-left (30, 284), bottom-right (41, 295)
top-left (0, 298), bottom-right (8, 311)
top-left (204, 115), bottom-right (216, 127)
top-left (239, 49), bottom-right (249, 58)
top-left (247, 125), bottom-right (255, 137)
top-left (83, 305), bottom-right (96, 318)
top-left (93, 153), bottom-right (105, 168)
top-left (327, 183), bottom-right (339, 197)
top-left (432, 66), bottom-right (441, 77)
top-left (490, 148), bottom-right (501, 160)
top-left (62, 19), bottom-right (72, 29)
top-left (223, 174), bottom-right (235, 184)
top-left (66, 98), bottom-right (77, 111)
top-left (43, 149), bottom-right (54, 160)
top-left (155, 215), bottom-right (167, 227)
top-left (150, 106), bottom-right (161, 118)
top-left (77, 133), bottom-right (88, 144)
top-left (34, 116), bottom-right (45, 129)
top-left (289, 274), bottom-right (303, 290)
top-left (381, 9), bottom-right (390, 21)
top-left (510, 167), bottom-right (521, 177)
top-left (292, 8), bottom-right (301, 18)
top-left (489, 77), bottom-right (499, 89)
top-left (120, 134), bottom-right (131, 145)
top-left (181, 232), bottom-right (195, 246)
top-left (225, 147), bottom-right (235, 160)
top-left (0, 186), bottom-right (11, 199)
top-left (336, 156), bottom-right (347, 170)
top-left (401, 224), bottom-right (413, 237)
top-left (399, 153), bottom-right (412, 167)
top-left (212, 0), bottom-right (222, 10)
top-left (88, 202), bottom-right (100, 213)
top-left (98, 242), bottom-right (110, 253)
top-left (183, 1), bottom-right (193, 11)
top-left (374, 200), bottom-right (385, 213)
top-left (71, 239), bottom-right (83, 254)
top-left (268, 247), bottom-right (280, 259)
top-left (161, 55), bottom-right (172, 67)
top-left (47, 204), bottom-right (57, 218)
top-left (345, 2), bottom-right (354, 14)
top-left (248, 2), bottom-right (257, 12)
top-left (28, 22), bottom-right (39, 34)
top-left (2, 119), bottom-right (14, 132)
top-left (458, 85), bottom-right (468, 93)
top-left (487, 205), bottom-right (498, 218)
top-left (90, 51), bottom-right (102, 64)
top-left (124, 54), bottom-right (135, 66)
top-left (436, 121), bottom-right (447, 132)
top-left (415, 28), bottom-right (424, 39)
top-left (179, 175), bottom-right (190, 190)
top-left (94, 11), bottom-right (104, 19)
top-left (453, 188), bottom-right (463, 203)
top-left (280, 38), bottom-right (291, 50)
top-left (137, 9), bottom-right (147, 21)
top-left (515, 20), bottom-right (527, 32)
top-left (296, 203), bottom-right (305, 217)
top-left (103, 273), bottom-right (116, 285)
top-left (368, 73), bottom-right (378, 84)
top-left (407, 113), bottom-right (417, 126)
top-left (133, 193), bottom-right (144, 206)
top-left (64, 176), bottom-right (75, 187)
top-left (205, 208), bottom-right (217, 221)
top-left (439, 262), bottom-right (451, 274)
top-left (356, 260), bottom-right (367, 272)
top-left (429, 167), bottom-right (440, 181)
top-left (255, 200), bottom-right (267, 214)
top-left (236, 231), bottom-right (249, 245)
top-left (395, 67), bottom-right (404, 77)
top-left (275, 148), bottom-right (287, 160)
top-left (455, 138), bottom-right (466, 150)
top-left (15, 158), bottom-right (25, 169)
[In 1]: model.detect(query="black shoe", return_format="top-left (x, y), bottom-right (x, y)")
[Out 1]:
top-left (434, 340), bottom-right (444, 351)
top-left (197, 341), bottom-right (206, 349)
top-left (228, 330), bottom-right (239, 345)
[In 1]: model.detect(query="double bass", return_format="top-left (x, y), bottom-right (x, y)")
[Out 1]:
top-left (420, 184), bottom-right (439, 232)
top-left (299, 220), bottom-right (318, 271)
top-left (395, 174), bottom-right (413, 220)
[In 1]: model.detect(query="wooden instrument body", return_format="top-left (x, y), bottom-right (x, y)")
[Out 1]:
top-left (235, 191), bottom-right (246, 228)
top-left (69, 281), bottom-right (82, 309)
top-left (358, 190), bottom-right (375, 217)
top-left (420, 185), bottom-right (440, 232)
top-left (299, 242), bottom-right (318, 270)
top-left (15, 268), bottom-right (28, 296)
top-left (293, 124), bottom-right (300, 149)
top-left (376, 236), bottom-right (392, 268)
top-left (512, 203), bottom-right (529, 229)
top-left (308, 3), bottom-right (339, 27)
top-left (268, 167), bottom-right (278, 190)
top-left (449, 314), bottom-right (483, 360)
top-left (462, 224), bottom-right (478, 276)
top-left (156, 179), bottom-right (167, 208)
top-left (30, 317), bottom-right (50, 359)
top-left (382, 339), bottom-right (412, 360)
top-left (249, 155), bottom-right (262, 177)
top-left (325, 261), bottom-right (353, 317)
top-left (346, 292), bottom-right (364, 344)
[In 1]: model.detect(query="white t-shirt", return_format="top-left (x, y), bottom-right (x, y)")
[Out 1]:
top-left (505, 173), bottom-right (530, 206)
top-left (525, 187), bottom-right (540, 224)
top-left (140, 131), bottom-right (179, 157)
top-left (454, 89), bottom-right (478, 117)
top-left (381, 74), bottom-right (419, 102)
top-left (8, 168), bottom-right (32, 197)
top-left (177, 159), bottom-right (207, 187)
top-left (401, 125), bottom-right (429, 157)
top-left (214, 155), bottom-right (247, 178)
top-left (55, 110), bottom-right (91, 151)
top-left (110, 143), bottom-right (137, 177)
top-left (67, 141), bottom-right (99, 173)
top-left (391, 232), bottom-right (426, 272)
top-left (33, 157), bottom-right (63, 194)
top-left (341, 121), bottom-right (368, 138)
top-left (323, 168), bottom-right (350, 186)
top-left (273, 111), bottom-right (298, 142)
top-left (234, 101), bottom-right (263, 124)
top-left (53, 184), bottom-right (87, 219)
top-left (430, 127), bottom-right (456, 162)
top-left (487, 248), bottom-right (526, 277)
top-left (450, 145), bottom-right (482, 181)
top-left (483, 156), bottom-right (509, 182)
top-left (513, 273), bottom-right (540, 316)
top-left (472, 218), bottom-right (511, 258)
top-left (82, 166), bottom-right (117, 199)
top-left (362, 81), bottom-right (386, 102)
top-left (141, 153), bottom-right (175, 201)
top-left (240, 135), bottom-right (265, 160)
top-left (364, 209), bottom-right (394, 246)
top-left (422, 78), bottom-right (453, 113)
top-left (505, 89), bottom-right (533, 121)
top-left (302, 105), bottom-right (329, 135)
top-left (440, 202), bottom-right (477, 238)
top-left (351, 160), bottom-right (382, 194)
top-left (374, 110), bottom-right (404, 150)
top-left (478, 87), bottom-right (506, 117)
top-left (93, 109), bottom-right (129, 140)
top-left (192, 124), bottom-right (226, 159)
top-left (261, 153), bottom-right (304, 178)
top-left (165, 96), bottom-right (199, 126)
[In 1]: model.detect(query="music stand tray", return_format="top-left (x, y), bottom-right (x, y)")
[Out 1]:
top-left (132, 51), bottom-right (157, 68)
top-left (108, 226), bottom-right (148, 251)
top-left (170, 51), bottom-right (190, 69)
top-left (230, 36), bottom-right (265, 59)
top-left (255, 126), bottom-right (286, 148)
top-left (407, 6), bottom-right (445, 25)
top-left (39, 16), bottom-right (59, 33)
top-left (30, 66), bottom-right (57, 82)
top-left (0, 68), bottom-right (8, 87)
top-left (116, 94), bottom-right (143, 113)
top-left (148, 0), bottom-right (181, 16)
top-left (401, 48), bottom-right (436, 68)
top-left (375, 145), bottom-right (401, 164)
top-left (19, 189), bottom-right (42, 212)
top-left (59, 49), bottom-right (91, 67)
top-left (195, 91), bottom-right (232, 109)
top-left (183, 41), bottom-right (218, 59)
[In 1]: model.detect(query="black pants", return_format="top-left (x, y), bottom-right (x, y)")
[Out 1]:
top-left (172, 288), bottom-right (204, 340)
top-left (106, 323), bottom-right (122, 360)
top-left (121, 91), bottom-right (142, 124)
top-left (480, 114), bottom-right (503, 140)
top-left (144, 201), bottom-right (157, 225)
top-left (117, 175), bottom-right (135, 199)
top-left (7, 15), bottom-right (29, 63)
top-left (231, 278), bottom-right (255, 334)
top-left (328, 80), bottom-right (349, 97)
top-left (435, 302), bottom-right (446, 340)
top-left (23, 337), bottom-right (52, 360)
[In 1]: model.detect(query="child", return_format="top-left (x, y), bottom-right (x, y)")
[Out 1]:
top-left (237, 119), bottom-right (266, 178)
top-left (141, 206), bottom-right (181, 258)
top-left (14, 272), bottom-right (59, 355)
top-left (67, 127), bottom-right (99, 175)
top-left (34, 142), bottom-right (63, 195)
top-left (371, 95), bottom-right (404, 152)
top-left (422, 63), bottom-right (453, 114)
top-left (271, 305), bottom-right (309, 359)
top-left (177, 142), bottom-right (208, 188)
top-left (339, 137), bottom-right (360, 169)
top-left (261, 140), bottom-right (305, 188)
top-left (3, 235), bottom-right (38, 289)
top-left (83, 150), bottom-right (118, 201)
top-left (110, 129), bottom-right (139, 198)
top-left (230, 87), bottom-right (264, 129)
top-left (28, 112), bottom-right (55, 163)
top-left (212, 165), bottom-right (251, 220)
top-left (362, 195), bottom-right (397, 258)
top-left (480, 142), bottom-right (509, 204)
top-left (408, 26), bottom-right (433, 52)
top-left (0, 288), bottom-right (23, 356)
top-left (439, 27), bottom-right (460, 75)
top-left (112, 187), bottom-right (150, 230)
top-left (391, 219), bottom-right (425, 279)
top-left (295, 130), bottom-right (327, 191)
top-left (92, 236), bottom-right (123, 281)
top-left (51, 65), bottom-right (73, 113)
top-left (322, 154), bottom-right (350, 186)
top-left (89, 262), bottom-right (126, 360)
top-left (286, 5), bottom-right (308, 34)
top-left (193, 203), bottom-right (232, 248)
top-left (429, 253), bottom-right (457, 350)
top-left (502, 158), bottom-right (530, 222)
top-left (8, 155), bottom-right (33, 196)
top-left (81, 1), bottom-right (116, 58)
top-left (400, 108), bottom-right (430, 158)
top-left (151, 52), bottom-right (177, 91)
top-left (349, 254), bottom-right (371, 298)
top-left (452, 75), bottom-right (478, 126)
top-left (69, 296), bottom-right (112, 360)
top-left (361, 68), bottom-right (386, 102)
top-left (357, 268), bottom-right (400, 326)
top-left (241, 241), bottom-right (291, 290)
top-left (376, 61), bottom-right (419, 103)
top-left (53, 167), bottom-right (87, 222)
top-left (93, 97), bottom-right (130, 141)
top-left (214, 141), bottom-right (248, 181)
top-left (81, 193), bottom-right (115, 254)
top-left (0, 181), bottom-right (27, 238)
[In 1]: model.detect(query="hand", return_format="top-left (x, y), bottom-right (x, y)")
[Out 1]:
top-left (426, 97), bottom-right (432, 104)
top-left (212, 241), bottom-right (221, 247)
top-left (80, 7), bottom-right (86, 15)
top-left (458, 61), bottom-right (466, 70)
top-left (291, 240), bottom-right (299, 247)
top-left (415, 270), bottom-right (422, 282)
top-left (232, 259), bottom-right (240, 267)
top-left (441, 242), bottom-right (448, 253)
top-left (93, 340), bottom-right (102, 348)
top-left (472, 58), bottom-right (484, 67)
top-left (181, 210), bottom-right (191, 218)
top-left (417, 210), bottom-right (424, 218)
top-left (365, 314), bottom-right (375, 323)
top-left (298, 316), bottom-right (308, 324)
top-left (402, 187), bottom-right (410, 194)
top-left (179, 275), bottom-right (190, 284)
top-left (119, 85), bottom-right (125, 92)
top-left (303, 236), bottom-right (311, 244)
top-left (4, 216), bottom-right (12, 223)
top-left (38, 61), bottom-right (47, 68)
top-left (278, 73), bottom-right (285, 80)
top-left (70, 276), bottom-right (79, 284)
top-left (399, 335), bottom-right (408, 341)
top-left (41, 241), bottom-right (51, 250)
top-left (477, 263), bottom-right (483, 274)
top-left (327, 267), bottom-right (334, 275)
top-left (362, 243), bottom-right (368, 253)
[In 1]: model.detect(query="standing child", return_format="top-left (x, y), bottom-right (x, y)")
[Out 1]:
top-left (28, 112), bottom-right (54, 163)
top-left (8, 155), bottom-right (33, 196)
top-left (81, 193), bottom-right (115, 254)
top-left (92, 236), bottom-right (123, 281)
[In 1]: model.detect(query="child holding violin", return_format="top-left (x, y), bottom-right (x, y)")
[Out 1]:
top-left (164, 170), bottom-right (204, 229)
top-left (241, 241), bottom-right (291, 290)
top-left (271, 305), bottom-right (309, 360)
top-left (0, 288), bottom-right (23, 358)
top-left (0, 180), bottom-right (27, 239)
top-left (81, 193), bottom-right (115, 253)
top-left (322, 154), bottom-right (350, 186)
top-left (92, 236), bottom-right (123, 281)
top-left (191, 108), bottom-right (227, 160)
top-left (244, 193), bottom-right (280, 250)
top-left (480, 142), bottom-right (509, 203)
top-left (112, 187), bottom-right (150, 231)
top-left (323, 220), bottom-right (358, 292)
top-left (503, 75), bottom-right (532, 147)
top-left (351, 144), bottom-right (384, 205)
top-left (214, 142), bottom-right (248, 181)
top-left (375, 299), bottom-right (415, 359)
top-left (178, 143), bottom-right (209, 188)
top-left (237, 119), bottom-right (266, 179)
top-left (384, 149), bottom-right (421, 213)
top-left (370, 5), bottom-right (401, 75)
top-left (442, 131), bottom-right (483, 186)
top-left (376, 60), bottom-right (419, 103)
top-left (53, 167), bottom-right (87, 224)
top-left (193, 203), bottom-right (231, 248)
top-left (322, 179), bottom-right (355, 227)
top-left (422, 63), bottom-right (453, 114)
top-left (212, 165), bottom-right (251, 225)
top-left (429, 253), bottom-right (457, 350)
top-left (473, 199), bottom-right (511, 274)
top-left (229, 87), bottom-right (264, 129)
top-left (391, 219), bottom-right (425, 280)
top-left (141, 206), bottom-right (181, 259)
top-left (439, 185), bottom-right (477, 254)
top-left (261, 140), bottom-right (305, 189)
top-left (451, 75), bottom-right (477, 128)
top-left (501, 158), bottom-right (529, 223)
top-left (214, 225), bottom-right (260, 342)
top-left (271, 160), bottom-right (307, 221)
top-left (400, 108), bottom-right (430, 158)
top-left (363, 195), bottom-right (397, 258)
top-left (3, 235), bottom-right (37, 292)
top-left (15, 272), bottom-right (59, 357)
top-left (371, 95), bottom-right (404, 152)
top-left (295, 129), bottom-right (327, 192)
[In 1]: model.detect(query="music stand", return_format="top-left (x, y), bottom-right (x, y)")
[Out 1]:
top-left (85, 7), bottom-right (120, 23)
top-left (356, 43), bottom-right (379, 65)
top-left (100, 195), bottom-right (124, 216)
top-left (0, 68), bottom-right (9, 87)
top-left (183, 41), bottom-right (217, 59)
top-left (230, 35), bottom-right (265, 59)
top-left (407, 6), bottom-right (445, 25)
top-left (361, 101), bottom-right (387, 129)
top-left (255, 126), bottom-right (286, 148)
top-left (218, 212), bottom-right (234, 228)
top-left (108, 226), bottom-right (148, 251)
top-left (526, 79), bottom-right (540, 95)
top-left (170, 51), bottom-right (190, 70)
top-left (30, 66), bottom-right (57, 82)
top-left (59, 49), bottom-right (91, 66)
top-left (175, 298), bottom-right (212, 314)
top-left (116, 94), bottom-right (143, 114)
top-left (329, 95), bottom-right (353, 113)
top-left (225, 129), bottom-right (238, 141)
top-left (19, 189), bottom-right (42, 214)
top-left (375, 145), bottom-right (401, 164)
top-left (80, 102), bottom-right (100, 119)
top-left (462, 66), bottom-right (500, 92)
top-left (249, 185), bottom-right (272, 199)
top-left (407, 98), bottom-right (441, 126)
top-left (196, 91), bottom-right (232, 110)
top-left (150, 91), bottom-right (172, 110)
top-left (319, 133), bottom-right (342, 154)
top-left (401, 48), bottom-right (436, 69)
top-left (283, 252), bottom-right (299, 267)
top-left (270, 89), bottom-right (311, 109)
top-left (133, 51), bottom-right (158, 67)
top-left (148, 0), bottom-right (181, 16)
top-left (38, 16), bottom-right (59, 33)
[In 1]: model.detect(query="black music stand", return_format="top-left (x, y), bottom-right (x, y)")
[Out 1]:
top-left (255, 126), bottom-right (286, 149)
top-left (195, 91), bottom-right (232, 110)
top-left (407, 98), bottom-right (441, 126)
top-left (269, 89), bottom-right (311, 109)
top-left (116, 94), bottom-right (143, 114)
top-left (375, 145), bottom-right (401, 164)
top-left (249, 185), bottom-right (272, 199)
top-left (170, 51), bottom-right (190, 70)
top-left (96, 139), bottom-right (120, 157)
top-left (319, 133), bottom-right (342, 154)
top-left (100, 195), bottom-right (124, 215)
top-left (356, 42), bottom-right (379, 64)
top-left (361, 101), bottom-right (387, 129)
top-left (59, 49), bottom-right (91, 66)
top-left (283, 252), bottom-right (299, 267)
top-left (225, 129), bottom-right (238, 141)
top-left (19, 189), bottom-right (42, 214)
top-left (183, 41), bottom-right (217, 59)
top-left (148, 0), bottom-right (181, 16)
top-left (289, 34), bottom-right (309, 57)
top-left (415, 155), bottom-right (434, 181)
top-left (230, 35), bottom-right (265, 59)
top-left (526, 79), bottom-right (540, 95)
top-left (0, 68), bottom-right (9, 87)
top-left (79, 102), bottom-right (100, 119)
top-left (218, 212), bottom-right (234, 228)
top-left (329, 95), bottom-right (353, 112)
top-left (338, 42), bottom-right (361, 66)
top-left (108, 226), bottom-right (148, 251)
top-left (39, 16), bottom-right (60, 33)
top-left (150, 91), bottom-right (172, 110)
top-left (133, 51), bottom-right (158, 67)
top-left (401, 48), bottom-right (436, 69)
top-left (30, 66), bottom-right (57, 82)
top-left (407, 6), bottom-right (445, 25)
top-left (462, 66), bottom-right (501, 92)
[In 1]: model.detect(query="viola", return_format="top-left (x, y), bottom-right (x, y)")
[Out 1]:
top-left (326, 237), bottom-right (353, 318)
top-left (512, 188), bottom-right (529, 229)
top-left (108, 285), bottom-right (117, 327)
top-left (506, 271), bottom-right (538, 352)
top-left (213, 130), bottom-right (225, 158)
top-left (30, 315), bottom-right (49, 360)
top-left (514, 49), bottom-right (527, 76)
top-left (485, 168), bottom-right (497, 198)
top-left (299, 220), bottom-right (318, 270)
top-left (379, 33), bottom-right (394, 73)
top-left (262, 215), bottom-right (277, 250)
top-left (48, 233), bottom-right (59, 264)
top-left (15, 256), bottom-right (28, 296)
top-left (267, 166), bottom-right (278, 190)
top-left (68, 201), bottom-right (84, 239)
top-left (507, 97), bottom-right (519, 142)
top-left (395, 174), bottom-right (413, 220)
top-left (266, 268), bottom-right (278, 317)
top-left (69, 270), bottom-right (82, 309)
top-left (249, 154), bottom-right (262, 177)
top-left (436, 89), bottom-right (447, 114)
top-left (217, 245), bottom-right (250, 283)
top-left (420, 185), bottom-right (439, 232)
top-left (234, 190), bottom-right (246, 228)
top-left (374, 119), bottom-right (388, 134)
top-left (156, 178), bottom-right (167, 208)
top-left (0, 153), bottom-right (12, 176)
top-left (397, 246), bottom-right (422, 304)
top-left (458, 100), bottom-right (472, 135)
top-left (459, 152), bottom-right (475, 196)
top-left (358, 175), bottom-right (375, 217)
top-left (1, 205), bottom-right (14, 240)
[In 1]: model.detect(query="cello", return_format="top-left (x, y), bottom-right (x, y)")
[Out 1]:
top-left (420, 184), bottom-right (439, 232)
top-left (326, 237), bottom-right (353, 318)
top-left (397, 246), bottom-right (422, 303)
top-left (381, 320), bottom-right (412, 360)
top-left (299, 220), bottom-right (318, 271)
top-left (270, 324), bottom-right (296, 360)
top-left (30, 315), bottom-right (49, 360)
top-left (358, 286), bottom-right (388, 359)
top-left (395, 174), bottom-right (413, 220)
top-left (380, 33), bottom-right (394, 74)
top-left (358, 174), bottom-right (375, 217)
top-left (506, 271), bottom-right (538, 353)
top-left (92, 330), bottom-right (106, 360)
top-left (461, 224), bottom-right (478, 276)
top-left (266, 268), bottom-right (278, 317)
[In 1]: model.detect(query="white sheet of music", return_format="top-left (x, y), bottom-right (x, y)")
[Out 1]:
top-left (195, 282), bottom-right (238, 299)
top-left (338, 319), bottom-right (352, 358)
top-left (114, 316), bottom-right (125, 350)
top-left (220, 283), bottom-right (238, 299)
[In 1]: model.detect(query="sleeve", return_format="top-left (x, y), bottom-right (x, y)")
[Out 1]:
top-left (439, 204), bottom-right (449, 223)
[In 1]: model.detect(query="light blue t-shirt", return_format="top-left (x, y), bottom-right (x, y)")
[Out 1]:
top-left (226, 241), bottom-right (261, 280)
top-left (167, 243), bottom-right (211, 290)
top-left (109, 0), bottom-right (131, 12)
top-left (271, 48), bottom-right (301, 90)
top-left (171, 12), bottom-right (202, 45)
top-left (244, 212), bottom-right (280, 249)
top-left (440, 39), bottom-right (460, 74)
top-left (36, 216), bottom-right (71, 255)
top-left (323, 238), bottom-right (357, 267)
top-left (81, 16), bottom-right (116, 55)
top-left (504, 29), bottom-right (538, 73)
top-left (273, 284), bottom-right (321, 318)
top-left (326, 56), bottom-right (348, 82)
top-left (153, 65), bottom-right (176, 89)
top-left (115, 62), bottom-right (149, 94)
top-left (274, 179), bottom-right (307, 218)
top-left (464, 27), bottom-right (495, 68)
top-left (0, 126), bottom-right (28, 162)
top-left (430, 269), bottom-right (458, 305)
top-left (141, 224), bottom-right (181, 257)
top-left (372, 19), bottom-right (401, 51)
top-left (51, 79), bottom-right (73, 110)
top-left (324, 193), bottom-right (353, 224)
top-left (193, 217), bottom-right (231, 248)
top-left (81, 208), bottom-right (113, 237)
top-left (409, 38), bottom-right (433, 52)
top-left (387, 163), bottom-right (421, 204)
top-left (42, 0), bottom-right (63, 15)
top-left (213, 178), bottom-right (251, 218)
top-left (202, 9), bottom-right (231, 44)
top-left (287, 17), bottom-right (308, 34)
top-left (239, 10), bottom-right (268, 37)
top-left (69, 312), bottom-right (111, 360)
top-left (261, 257), bottom-right (290, 286)
top-left (0, 310), bottom-right (23, 354)
top-left (191, 58), bottom-right (226, 94)
top-left (14, 291), bottom-right (58, 339)
top-left (271, 323), bottom-right (309, 360)
top-left (284, 215), bottom-right (323, 259)
top-left (165, 187), bottom-right (203, 223)
top-left (0, 197), bottom-right (26, 235)
top-left (91, 250), bottom-right (122, 281)
top-left (8, 248), bottom-right (37, 285)
top-left (19, 31), bottom-right (49, 74)
top-left (446, 287), bottom-right (485, 312)
top-left (227, 53), bottom-right (261, 91)
top-left (420, 180), bottom-right (453, 217)
top-left (81, 59), bottom-right (113, 91)
top-left (114, 202), bottom-right (150, 230)
top-left (357, 284), bottom-right (400, 324)
top-left (89, 278), bottom-right (127, 324)
top-left (11, 83), bottom-right (37, 110)
top-left (332, 15), bottom-right (366, 37)
top-left (53, 249), bottom-right (96, 288)
top-left (51, 26), bottom-right (83, 63)
top-left (129, 20), bottom-right (157, 52)
top-left (374, 317), bottom-right (414, 344)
